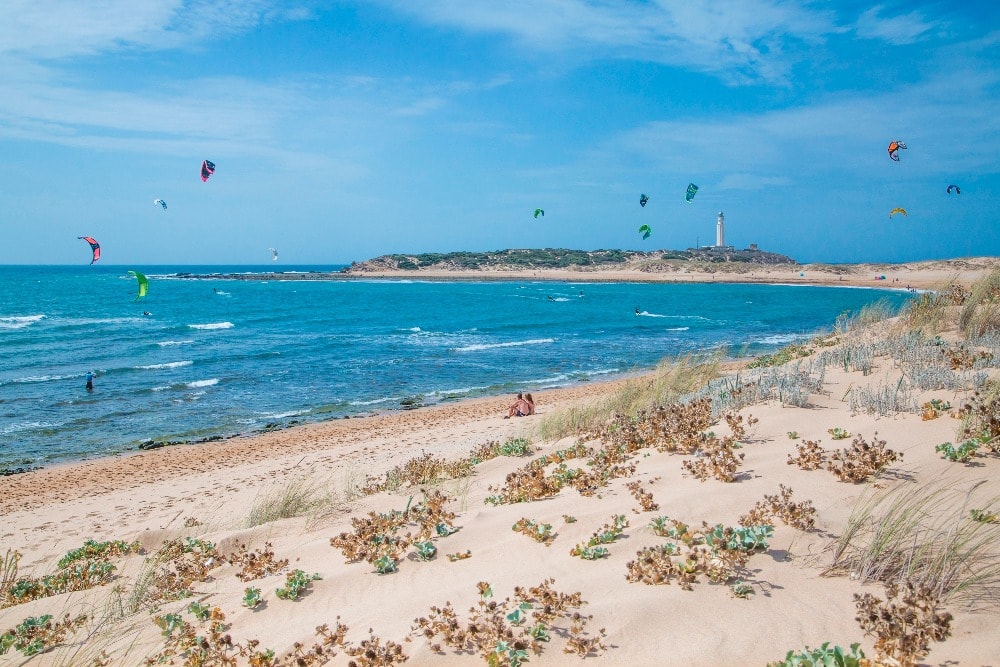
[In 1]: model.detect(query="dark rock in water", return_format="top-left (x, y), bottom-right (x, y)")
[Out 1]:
top-left (139, 441), bottom-right (166, 450)
top-left (399, 396), bottom-right (424, 410)
top-left (263, 422), bottom-right (281, 432)
top-left (1, 465), bottom-right (41, 476)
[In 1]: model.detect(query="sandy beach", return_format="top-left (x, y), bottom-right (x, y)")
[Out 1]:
top-left (3, 262), bottom-right (999, 666)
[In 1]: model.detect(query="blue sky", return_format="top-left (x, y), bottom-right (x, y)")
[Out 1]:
top-left (1, 1), bottom-right (997, 265)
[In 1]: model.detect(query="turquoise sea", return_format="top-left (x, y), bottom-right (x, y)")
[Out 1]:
top-left (0, 265), bottom-right (914, 471)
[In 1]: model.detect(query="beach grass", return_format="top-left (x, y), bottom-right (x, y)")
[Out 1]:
top-left (532, 352), bottom-right (722, 441)
top-left (828, 479), bottom-right (1000, 605)
top-left (246, 475), bottom-right (335, 528)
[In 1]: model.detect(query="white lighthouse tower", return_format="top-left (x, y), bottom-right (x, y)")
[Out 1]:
top-left (716, 212), bottom-right (725, 247)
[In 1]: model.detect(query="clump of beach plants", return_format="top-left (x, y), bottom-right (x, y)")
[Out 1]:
top-left (135, 537), bottom-right (220, 607)
top-left (681, 436), bottom-right (745, 482)
top-left (275, 569), bottom-right (321, 600)
top-left (569, 515), bottom-right (629, 559)
top-left (934, 440), bottom-right (979, 463)
top-left (854, 580), bottom-right (952, 667)
top-left (57, 539), bottom-right (142, 568)
top-left (361, 452), bottom-right (473, 495)
top-left (969, 508), bottom-right (998, 523)
top-left (625, 480), bottom-right (659, 512)
top-left (412, 579), bottom-right (605, 663)
top-left (512, 518), bottom-right (555, 546)
top-left (147, 605), bottom-right (274, 666)
top-left (739, 485), bottom-right (816, 531)
top-left (747, 344), bottom-right (812, 369)
top-left (343, 629), bottom-right (409, 666)
top-left (826, 433), bottom-right (901, 483)
top-left (330, 491), bottom-right (459, 573)
top-left (787, 439), bottom-right (827, 470)
top-left (627, 518), bottom-right (772, 589)
top-left (447, 550), bottom-right (471, 562)
top-left (767, 642), bottom-right (867, 667)
top-left (828, 427), bottom-right (851, 440)
top-left (0, 613), bottom-right (88, 657)
top-left (921, 398), bottom-right (952, 420)
top-left (226, 542), bottom-right (289, 581)
top-left (241, 586), bottom-right (263, 609)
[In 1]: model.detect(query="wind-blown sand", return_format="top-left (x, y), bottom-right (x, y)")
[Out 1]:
top-left (2, 263), bottom-right (999, 666)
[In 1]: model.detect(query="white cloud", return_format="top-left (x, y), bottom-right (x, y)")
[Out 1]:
top-left (376, 0), bottom-right (840, 85)
top-left (0, 0), bottom-right (313, 58)
top-left (854, 5), bottom-right (938, 45)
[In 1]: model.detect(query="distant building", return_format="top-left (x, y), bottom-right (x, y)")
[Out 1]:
top-left (716, 212), bottom-right (725, 247)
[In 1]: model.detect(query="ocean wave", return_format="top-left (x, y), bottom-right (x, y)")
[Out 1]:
top-left (426, 385), bottom-right (489, 397)
top-left (2, 420), bottom-right (64, 435)
top-left (0, 314), bottom-right (45, 330)
top-left (157, 340), bottom-right (195, 347)
top-left (10, 373), bottom-right (79, 384)
top-left (135, 361), bottom-right (193, 370)
top-left (349, 395), bottom-right (400, 406)
top-left (186, 379), bottom-right (219, 388)
top-left (666, 327), bottom-right (691, 331)
top-left (188, 322), bottom-right (234, 330)
top-left (258, 409), bottom-right (309, 419)
top-left (756, 333), bottom-right (807, 345)
top-left (453, 338), bottom-right (555, 353)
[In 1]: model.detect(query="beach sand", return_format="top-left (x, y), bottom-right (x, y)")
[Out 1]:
top-left (2, 264), bottom-right (999, 666)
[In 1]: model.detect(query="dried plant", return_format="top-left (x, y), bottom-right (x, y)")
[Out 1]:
top-left (854, 580), bottom-right (952, 667)
top-left (511, 518), bottom-right (555, 546)
top-left (247, 476), bottom-right (333, 528)
top-left (135, 537), bottom-right (220, 607)
top-left (146, 605), bottom-right (275, 666)
top-left (446, 551), bottom-right (471, 562)
top-left (226, 542), bottom-right (289, 582)
top-left (412, 580), bottom-right (605, 663)
top-left (826, 433), bottom-right (901, 483)
top-left (956, 379), bottom-right (1000, 454)
top-left (625, 481), bottom-right (659, 512)
top-left (343, 629), bottom-right (408, 666)
top-left (681, 436), bottom-right (744, 483)
top-left (739, 485), bottom-right (816, 531)
top-left (278, 620), bottom-right (348, 665)
top-left (787, 439), bottom-right (826, 470)
top-left (360, 452), bottom-right (473, 495)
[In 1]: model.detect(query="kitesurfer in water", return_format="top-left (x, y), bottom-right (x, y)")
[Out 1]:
top-left (85, 371), bottom-right (95, 391)
top-left (635, 307), bottom-right (641, 316)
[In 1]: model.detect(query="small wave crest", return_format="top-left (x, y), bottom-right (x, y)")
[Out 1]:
top-left (158, 340), bottom-right (195, 347)
top-left (135, 361), bottom-right (193, 370)
top-left (187, 379), bottom-right (219, 388)
top-left (453, 338), bottom-right (555, 353)
top-left (0, 314), bottom-right (45, 330)
top-left (757, 333), bottom-right (806, 345)
top-left (188, 322), bottom-right (234, 330)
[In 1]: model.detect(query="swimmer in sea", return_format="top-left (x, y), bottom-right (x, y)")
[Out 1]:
top-left (635, 307), bottom-right (641, 316)
top-left (143, 311), bottom-right (152, 316)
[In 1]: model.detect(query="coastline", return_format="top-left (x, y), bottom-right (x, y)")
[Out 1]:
top-left (168, 256), bottom-right (1000, 291)
top-left (3, 260), bottom-right (999, 665)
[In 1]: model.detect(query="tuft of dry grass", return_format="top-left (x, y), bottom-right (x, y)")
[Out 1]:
top-left (533, 353), bottom-right (721, 441)
top-left (828, 479), bottom-right (1000, 605)
top-left (959, 268), bottom-right (1000, 338)
top-left (246, 475), bottom-right (334, 528)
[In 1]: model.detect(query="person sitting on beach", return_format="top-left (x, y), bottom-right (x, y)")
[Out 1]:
top-left (505, 393), bottom-right (532, 418)
top-left (523, 393), bottom-right (536, 416)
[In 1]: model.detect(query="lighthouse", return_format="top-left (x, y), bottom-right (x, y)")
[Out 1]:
top-left (716, 212), bottom-right (725, 247)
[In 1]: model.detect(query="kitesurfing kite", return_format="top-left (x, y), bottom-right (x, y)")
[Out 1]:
top-left (887, 141), bottom-right (907, 162)
top-left (269, 247), bottom-right (278, 261)
top-left (200, 160), bottom-right (216, 182)
top-left (639, 194), bottom-right (649, 208)
top-left (685, 183), bottom-right (699, 203)
top-left (889, 207), bottom-right (908, 218)
top-left (127, 270), bottom-right (148, 301)
top-left (534, 208), bottom-right (544, 219)
top-left (79, 236), bottom-right (100, 264)
top-left (639, 224), bottom-right (652, 240)
top-left (154, 199), bottom-right (167, 210)
top-left (947, 184), bottom-right (961, 194)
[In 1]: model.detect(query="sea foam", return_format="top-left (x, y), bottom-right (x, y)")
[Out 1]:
top-left (188, 322), bottom-right (234, 330)
top-left (453, 338), bottom-right (555, 352)
top-left (0, 314), bottom-right (45, 329)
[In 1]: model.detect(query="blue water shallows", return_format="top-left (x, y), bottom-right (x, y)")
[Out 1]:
top-left (0, 265), bottom-right (912, 469)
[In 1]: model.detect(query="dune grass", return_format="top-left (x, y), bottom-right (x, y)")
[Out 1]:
top-left (828, 479), bottom-right (1000, 606)
top-left (959, 269), bottom-right (1000, 338)
top-left (246, 475), bottom-right (335, 529)
top-left (532, 353), bottom-right (722, 442)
